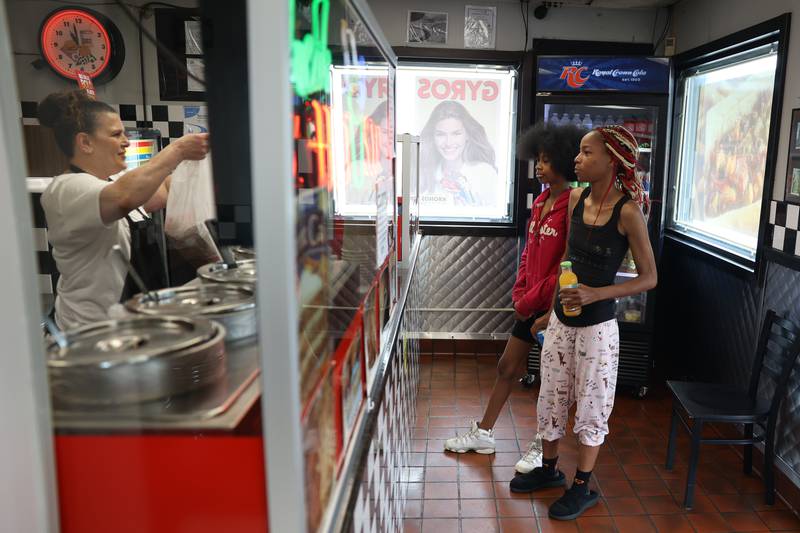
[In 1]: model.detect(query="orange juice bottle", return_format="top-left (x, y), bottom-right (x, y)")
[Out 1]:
top-left (559, 261), bottom-right (582, 317)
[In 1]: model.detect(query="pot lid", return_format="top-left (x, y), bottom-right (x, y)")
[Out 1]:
top-left (197, 259), bottom-right (257, 284)
top-left (232, 246), bottom-right (255, 259)
top-left (47, 316), bottom-right (216, 367)
top-left (126, 283), bottom-right (255, 316)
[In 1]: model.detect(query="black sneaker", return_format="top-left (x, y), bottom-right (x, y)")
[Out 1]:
top-left (509, 467), bottom-right (566, 493)
top-left (548, 484), bottom-right (599, 520)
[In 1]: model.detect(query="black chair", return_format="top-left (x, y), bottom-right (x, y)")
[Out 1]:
top-left (665, 309), bottom-right (800, 509)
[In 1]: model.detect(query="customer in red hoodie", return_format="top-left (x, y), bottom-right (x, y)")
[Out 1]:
top-left (445, 122), bottom-right (585, 472)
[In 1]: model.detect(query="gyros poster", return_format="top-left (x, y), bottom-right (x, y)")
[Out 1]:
top-left (330, 66), bottom-right (393, 217)
top-left (396, 66), bottom-right (516, 221)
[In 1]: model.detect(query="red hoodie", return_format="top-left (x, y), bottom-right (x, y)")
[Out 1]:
top-left (512, 187), bottom-right (571, 318)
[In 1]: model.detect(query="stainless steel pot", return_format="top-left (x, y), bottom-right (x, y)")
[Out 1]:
top-left (125, 284), bottom-right (256, 340)
top-left (47, 316), bottom-right (226, 405)
top-left (197, 259), bottom-right (257, 285)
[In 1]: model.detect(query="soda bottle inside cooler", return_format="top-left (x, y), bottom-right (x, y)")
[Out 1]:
top-left (559, 261), bottom-right (581, 317)
top-left (604, 115), bottom-right (615, 127)
top-left (582, 114), bottom-right (593, 129)
top-left (559, 113), bottom-right (572, 126)
top-left (571, 113), bottom-right (583, 127)
top-left (549, 113), bottom-right (560, 125)
top-left (593, 115), bottom-right (604, 129)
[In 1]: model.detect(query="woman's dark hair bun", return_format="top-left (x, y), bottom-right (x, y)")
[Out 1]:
top-left (37, 90), bottom-right (115, 157)
top-left (38, 91), bottom-right (88, 129)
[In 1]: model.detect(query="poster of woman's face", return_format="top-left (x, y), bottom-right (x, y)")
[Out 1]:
top-left (395, 68), bottom-right (516, 221)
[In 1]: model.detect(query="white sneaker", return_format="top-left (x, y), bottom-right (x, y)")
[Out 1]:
top-left (443, 421), bottom-right (496, 454)
top-left (515, 437), bottom-right (543, 473)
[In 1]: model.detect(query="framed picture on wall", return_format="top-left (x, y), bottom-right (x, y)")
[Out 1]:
top-left (407, 11), bottom-right (448, 45)
top-left (786, 108), bottom-right (800, 204)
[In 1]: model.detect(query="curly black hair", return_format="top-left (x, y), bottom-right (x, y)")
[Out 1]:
top-left (516, 121), bottom-right (586, 182)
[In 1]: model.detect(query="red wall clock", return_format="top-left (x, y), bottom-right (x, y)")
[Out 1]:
top-left (39, 7), bottom-right (125, 84)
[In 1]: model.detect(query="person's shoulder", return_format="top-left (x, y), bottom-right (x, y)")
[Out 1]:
top-left (43, 172), bottom-right (105, 204)
top-left (620, 198), bottom-right (646, 224)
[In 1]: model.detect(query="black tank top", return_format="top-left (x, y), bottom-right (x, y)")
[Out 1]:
top-left (555, 188), bottom-right (630, 327)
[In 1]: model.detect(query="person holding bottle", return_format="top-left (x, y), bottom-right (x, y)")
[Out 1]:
top-left (443, 122), bottom-right (584, 473)
top-left (509, 125), bottom-right (657, 521)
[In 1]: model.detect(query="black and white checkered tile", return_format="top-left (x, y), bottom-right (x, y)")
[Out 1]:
top-left (769, 200), bottom-right (800, 257)
top-left (21, 101), bottom-right (188, 148)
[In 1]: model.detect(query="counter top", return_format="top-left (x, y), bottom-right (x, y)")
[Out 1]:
top-left (52, 337), bottom-right (261, 433)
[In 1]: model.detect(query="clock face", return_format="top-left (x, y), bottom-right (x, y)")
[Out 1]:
top-left (40, 8), bottom-right (119, 81)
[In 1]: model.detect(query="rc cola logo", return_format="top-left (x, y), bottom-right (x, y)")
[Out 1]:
top-left (559, 60), bottom-right (590, 89)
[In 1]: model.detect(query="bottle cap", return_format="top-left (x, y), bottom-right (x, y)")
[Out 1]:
top-left (560, 261), bottom-right (572, 269)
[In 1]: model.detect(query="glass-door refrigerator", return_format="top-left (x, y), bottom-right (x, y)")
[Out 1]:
top-left (534, 56), bottom-right (671, 396)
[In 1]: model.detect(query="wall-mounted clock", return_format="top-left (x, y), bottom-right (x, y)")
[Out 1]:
top-left (39, 7), bottom-right (125, 84)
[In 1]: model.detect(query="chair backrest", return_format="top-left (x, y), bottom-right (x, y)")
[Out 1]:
top-left (748, 310), bottom-right (800, 431)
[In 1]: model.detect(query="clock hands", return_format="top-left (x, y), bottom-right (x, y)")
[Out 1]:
top-left (70, 23), bottom-right (80, 48)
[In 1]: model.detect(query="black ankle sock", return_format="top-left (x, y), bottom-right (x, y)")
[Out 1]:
top-left (542, 456), bottom-right (558, 475)
top-left (572, 469), bottom-right (592, 493)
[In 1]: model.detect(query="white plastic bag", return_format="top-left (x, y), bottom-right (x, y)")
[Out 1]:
top-left (164, 155), bottom-right (220, 268)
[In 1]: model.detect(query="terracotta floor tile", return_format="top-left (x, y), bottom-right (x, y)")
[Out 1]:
top-left (459, 481), bottom-right (495, 500)
top-left (613, 515), bottom-right (657, 533)
top-left (494, 482), bottom-right (534, 500)
top-left (708, 493), bottom-right (753, 513)
top-left (498, 517), bottom-right (538, 533)
top-left (533, 498), bottom-right (558, 517)
top-left (720, 511), bottom-right (768, 531)
top-left (423, 499), bottom-right (460, 519)
top-left (492, 466), bottom-right (517, 482)
top-left (409, 467), bottom-right (426, 483)
top-left (741, 492), bottom-right (787, 511)
top-left (494, 440), bottom-right (522, 452)
top-left (461, 499), bottom-right (498, 518)
top-left (425, 482), bottom-right (459, 499)
top-left (428, 453), bottom-right (460, 467)
top-left (491, 452), bottom-right (524, 467)
top-left (605, 496), bottom-right (646, 516)
top-left (756, 510), bottom-right (800, 530)
top-left (496, 499), bottom-right (535, 517)
top-left (581, 498), bottom-right (610, 517)
top-left (412, 440), bottom-right (428, 452)
top-left (624, 464), bottom-right (661, 480)
top-left (536, 516), bottom-right (579, 532)
top-left (426, 467), bottom-right (459, 483)
top-left (409, 453), bottom-right (427, 467)
top-left (576, 516), bottom-right (616, 533)
top-left (649, 513), bottom-right (694, 533)
top-left (618, 450), bottom-right (651, 465)
top-left (639, 495), bottom-right (682, 515)
top-left (599, 479), bottom-right (636, 498)
top-left (460, 518), bottom-right (500, 533)
top-left (460, 453), bottom-right (495, 467)
top-left (685, 493), bottom-right (720, 515)
top-left (492, 428), bottom-right (519, 439)
top-left (405, 499), bottom-right (423, 518)
top-left (630, 478), bottom-right (670, 497)
top-left (595, 463), bottom-right (627, 481)
top-left (404, 519), bottom-right (422, 533)
top-left (429, 428), bottom-right (459, 439)
top-left (421, 518), bottom-right (460, 533)
top-left (460, 466), bottom-right (494, 483)
top-left (687, 512), bottom-right (733, 533)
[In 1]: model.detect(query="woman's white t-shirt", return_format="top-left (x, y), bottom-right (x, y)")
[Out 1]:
top-left (40, 172), bottom-right (134, 331)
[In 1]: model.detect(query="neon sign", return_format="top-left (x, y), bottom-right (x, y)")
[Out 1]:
top-left (289, 0), bottom-right (332, 98)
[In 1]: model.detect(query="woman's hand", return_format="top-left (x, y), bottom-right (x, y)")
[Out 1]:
top-left (559, 284), bottom-right (600, 308)
top-left (530, 312), bottom-right (550, 334)
top-left (173, 133), bottom-right (210, 161)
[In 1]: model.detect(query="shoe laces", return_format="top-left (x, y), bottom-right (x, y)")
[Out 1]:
top-left (452, 421), bottom-right (486, 445)
top-left (521, 439), bottom-right (542, 462)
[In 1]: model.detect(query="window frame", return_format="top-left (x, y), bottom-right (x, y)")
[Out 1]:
top-left (665, 14), bottom-right (791, 274)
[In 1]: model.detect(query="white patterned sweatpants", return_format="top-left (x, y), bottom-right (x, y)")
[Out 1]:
top-left (536, 313), bottom-right (620, 446)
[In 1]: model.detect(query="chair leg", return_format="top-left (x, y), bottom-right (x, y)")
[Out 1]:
top-left (666, 406), bottom-right (679, 470)
top-left (765, 434), bottom-right (776, 506)
top-left (683, 419), bottom-right (703, 510)
top-left (743, 423), bottom-right (753, 475)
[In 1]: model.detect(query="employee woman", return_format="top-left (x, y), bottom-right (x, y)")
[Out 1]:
top-left (38, 90), bottom-right (209, 330)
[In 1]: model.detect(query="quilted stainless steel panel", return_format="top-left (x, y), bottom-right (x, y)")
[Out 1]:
top-left (762, 261), bottom-right (800, 477)
top-left (413, 235), bottom-right (518, 335)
